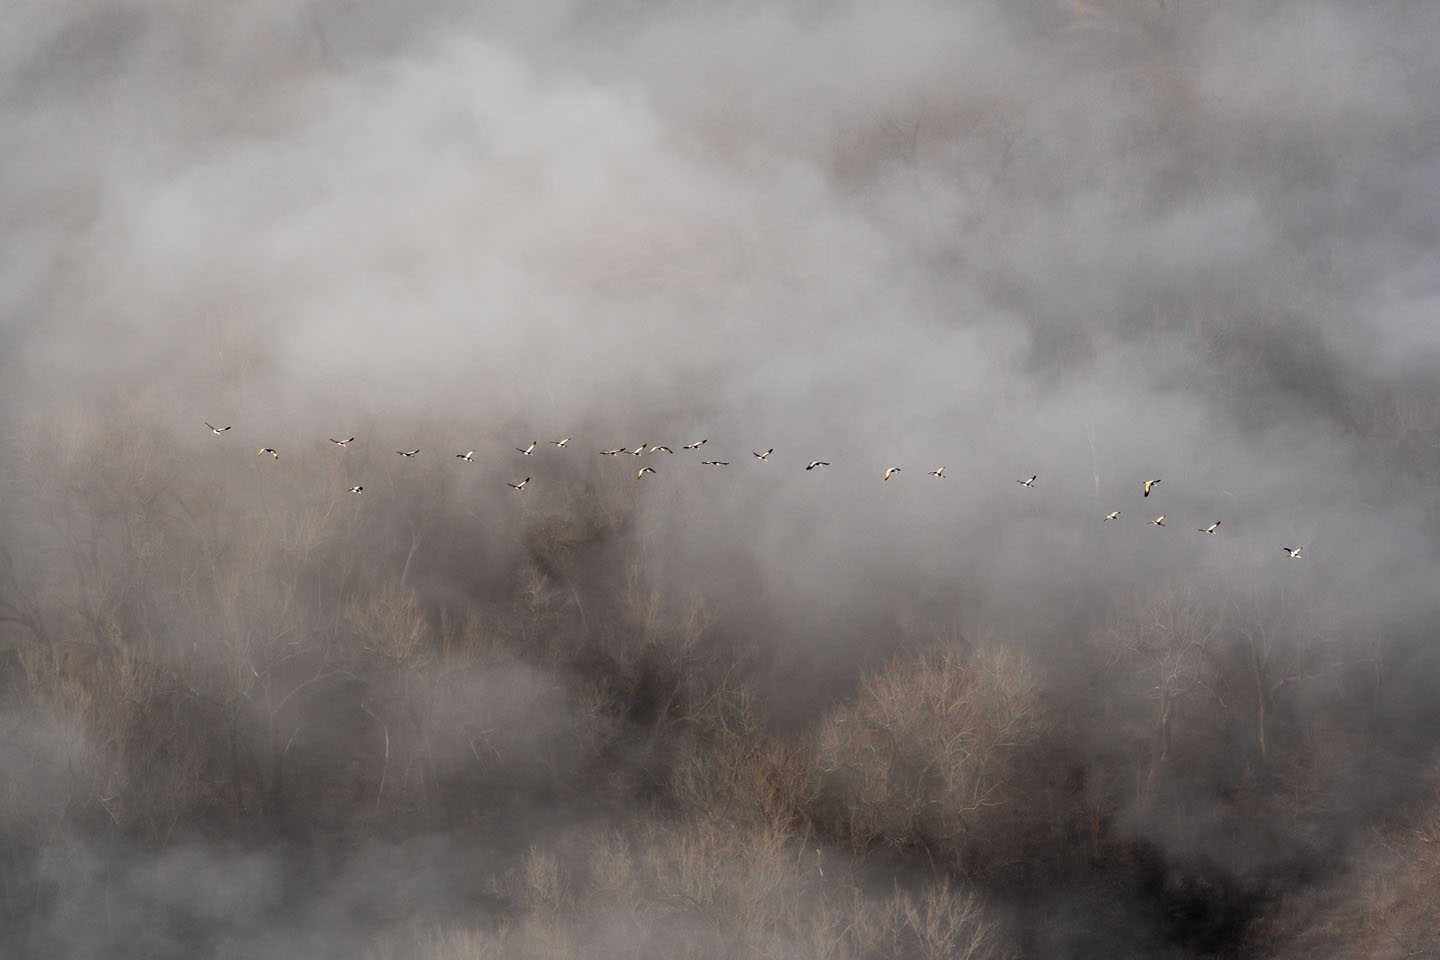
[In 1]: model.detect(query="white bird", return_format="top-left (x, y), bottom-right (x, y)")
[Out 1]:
top-left (1198, 521), bottom-right (1221, 534)
top-left (806, 461), bottom-right (831, 470)
top-left (631, 444), bottom-right (648, 456)
top-left (517, 441), bottom-right (538, 456)
top-left (456, 451), bottom-right (475, 461)
top-left (1018, 475), bottom-right (1036, 487)
top-left (396, 449), bottom-right (420, 457)
top-left (700, 460), bottom-right (729, 466)
top-left (637, 466), bottom-right (656, 479)
top-left (647, 445), bottom-right (673, 455)
top-left (551, 438), bottom-right (570, 448)
top-left (683, 440), bottom-right (708, 449)
top-left (1150, 515), bottom-right (1166, 526)
top-left (508, 477), bottom-right (530, 490)
top-left (258, 448), bottom-right (279, 459)
top-left (883, 467), bottom-right (901, 481)
top-left (754, 449), bottom-right (773, 461)
top-left (206, 423), bottom-right (231, 435)
top-left (329, 437), bottom-right (355, 447)
top-left (1103, 511), bottom-right (1121, 522)
top-left (600, 448), bottom-right (626, 456)
top-left (1143, 479), bottom-right (1162, 497)
top-left (929, 466), bottom-right (946, 478)
top-left (1282, 546), bottom-right (1304, 559)
top-left (348, 485), bottom-right (364, 494)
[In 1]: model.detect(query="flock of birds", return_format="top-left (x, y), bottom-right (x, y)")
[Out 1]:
top-left (203, 423), bottom-right (1307, 559)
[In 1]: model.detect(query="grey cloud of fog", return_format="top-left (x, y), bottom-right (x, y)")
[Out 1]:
top-left (3, 0), bottom-right (1439, 956)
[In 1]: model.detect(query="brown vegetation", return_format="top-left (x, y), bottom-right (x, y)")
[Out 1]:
top-left (1, 396), bottom-right (1436, 960)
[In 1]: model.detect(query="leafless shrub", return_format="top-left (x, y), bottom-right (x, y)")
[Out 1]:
top-left (1257, 776), bottom-right (1440, 959)
top-left (813, 645), bottom-right (1051, 871)
top-left (407, 820), bottom-right (1011, 960)
top-left (886, 880), bottom-right (1012, 960)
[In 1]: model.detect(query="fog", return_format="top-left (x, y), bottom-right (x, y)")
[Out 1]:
top-left (3, 1), bottom-right (1439, 957)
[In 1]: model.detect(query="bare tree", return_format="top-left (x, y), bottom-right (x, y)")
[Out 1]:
top-left (1096, 583), bottom-right (1224, 797)
top-left (813, 645), bottom-right (1051, 871)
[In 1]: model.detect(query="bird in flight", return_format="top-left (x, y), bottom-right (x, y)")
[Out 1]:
top-left (600, 448), bottom-right (626, 456)
top-left (1282, 546), bottom-right (1304, 559)
top-left (329, 437), bottom-right (355, 447)
top-left (456, 451), bottom-right (475, 461)
top-left (551, 438), bottom-right (570, 448)
top-left (396, 450), bottom-right (420, 457)
top-left (258, 448), bottom-right (279, 459)
top-left (806, 461), bottom-right (831, 470)
top-left (683, 440), bottom-right (707, 449)
top-left (1017, 475), bottom-right (1036, 487)
top-left (636, 466), bottom-right (656, 479)
top-left (647, 445), bottom-right (673, 455)
top-left (753, 449), bottom-right (773, 461)
top-left (508, 477), bottom-right (530, 490)
top-left (1198, 521), bottom-right (1221, 534)
top-left (631, 444), bottom-right (648, 456)
top-left (348, 485), bottom-right (364, 494)
top-left (1143, 479), bottom-right (1162, 497)
top-left (1149, 515), bottom-right (1166, 526)
top-left (517, 441), bottom-right (538, 456)
top-left (1103, 511), bottom-right (1121, 522)
top-left (206, 423), bottom-right (231, 435)
top-left (883, 467), bottom-right (902, 481)
top-left (929, 466), bottom-right (946, 478)
top-left (700, 460), bottom-right (729, 466)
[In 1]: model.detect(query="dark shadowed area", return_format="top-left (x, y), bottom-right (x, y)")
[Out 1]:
top-left (3, 1), bottom-right (1439, 957)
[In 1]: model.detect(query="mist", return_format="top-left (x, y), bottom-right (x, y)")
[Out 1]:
top-left (3, 1), bottom-right (1439, 957)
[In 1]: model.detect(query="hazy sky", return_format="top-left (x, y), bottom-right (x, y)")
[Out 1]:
top-left (4, 0), bottom-right (1437, 730)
